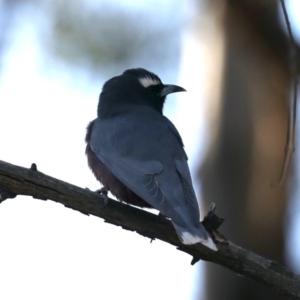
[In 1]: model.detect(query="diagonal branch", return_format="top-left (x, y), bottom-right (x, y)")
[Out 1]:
top-left (0, 159), bottom-right (299, 298)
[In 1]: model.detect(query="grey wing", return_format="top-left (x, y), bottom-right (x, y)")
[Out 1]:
top-left (90, 108), bottom-right (200, 227)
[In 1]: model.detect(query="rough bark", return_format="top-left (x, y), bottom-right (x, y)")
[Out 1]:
top-left (0, 160), bottom-right (299, 299)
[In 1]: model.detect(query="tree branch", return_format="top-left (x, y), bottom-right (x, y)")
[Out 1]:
top-left (275, 0), bottom-right (300, 186)
top-left (0, 160), bottom-right (299, 298)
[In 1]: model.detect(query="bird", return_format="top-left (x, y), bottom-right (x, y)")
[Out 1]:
top-left (85, 68), bottom-right (217, 251)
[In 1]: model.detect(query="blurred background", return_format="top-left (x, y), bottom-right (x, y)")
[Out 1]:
top-left (0, 0), bottom-right (299, 299)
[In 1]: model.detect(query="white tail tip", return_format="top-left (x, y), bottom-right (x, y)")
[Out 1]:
top-left (181, 232), bottom-right (218, 251)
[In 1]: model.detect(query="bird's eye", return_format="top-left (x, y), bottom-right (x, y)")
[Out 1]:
top-left (147, 85), bottom-right (162, 95)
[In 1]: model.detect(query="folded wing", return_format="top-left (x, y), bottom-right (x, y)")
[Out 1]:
top-left (90, 106), bottom-right (216, 250)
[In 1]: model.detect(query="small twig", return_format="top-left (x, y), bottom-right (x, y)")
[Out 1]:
top-left (275, 0), bottom-right (299, 186)
top-left (280, 0), bottom-right (296, 46)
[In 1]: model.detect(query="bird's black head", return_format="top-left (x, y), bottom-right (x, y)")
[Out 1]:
top-left (97, 68), bottom-right (186, 118)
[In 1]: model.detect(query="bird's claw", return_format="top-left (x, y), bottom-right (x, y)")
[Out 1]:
top-left (95, 187), bottom-right (110, 205)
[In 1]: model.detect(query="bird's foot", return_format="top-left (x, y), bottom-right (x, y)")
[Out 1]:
top-left (95, 187), bottom-right (110, 205)
top-left (202, 203), bottom-right (226, 243)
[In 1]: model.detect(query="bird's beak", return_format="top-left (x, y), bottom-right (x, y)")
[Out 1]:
top-left (159, 84), bottom-right (186, 97)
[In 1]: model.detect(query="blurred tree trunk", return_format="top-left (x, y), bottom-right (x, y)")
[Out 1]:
top-left (195, 1), bottom-right (291, 299)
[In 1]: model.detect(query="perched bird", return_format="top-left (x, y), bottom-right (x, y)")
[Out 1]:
top-left (85, 68), bottom-right (217, 251)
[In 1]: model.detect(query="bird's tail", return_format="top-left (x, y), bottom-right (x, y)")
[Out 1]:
top-left (172, 222), bottom-right (217, 251)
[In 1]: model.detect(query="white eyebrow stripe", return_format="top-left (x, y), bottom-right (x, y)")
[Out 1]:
top-left (139, 77), bottom-right (160, 88)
